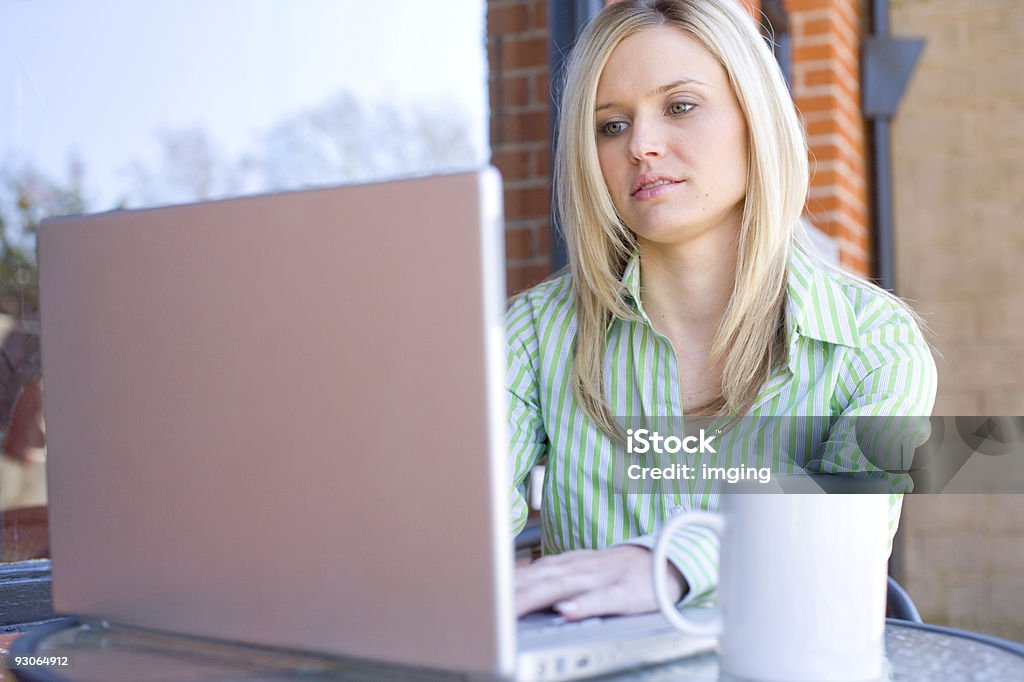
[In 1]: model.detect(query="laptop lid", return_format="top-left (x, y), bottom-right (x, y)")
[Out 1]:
top-left (38, 168), bottom-right (515, 677)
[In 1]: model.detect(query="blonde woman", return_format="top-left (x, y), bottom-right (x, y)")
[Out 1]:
top-left (509, 0), bottom-right (936, 619)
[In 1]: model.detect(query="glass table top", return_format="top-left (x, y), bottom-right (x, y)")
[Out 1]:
top-left (7, 617), bottom-right (1024, 681)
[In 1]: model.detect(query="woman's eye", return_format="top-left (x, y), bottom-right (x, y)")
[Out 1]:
top-left (668, 101), bottom-right (695, 115)
top-left (600, 120), bottom-right (628, 137)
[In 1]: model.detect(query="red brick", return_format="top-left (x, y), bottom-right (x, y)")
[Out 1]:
top-left (835, 3), bottom-right (860, 39)
top-left (499, 110), bottom-right (549, 144)
top-left (840, 251), bottom-right (870, 276)
top-left (786, 0), bottom-right (832, 12)
top-left (504, 186), bottom-right (551, 220)
top-left (806, 197), bottom-right (867, 228)
top-left (805, 119), bottom-right (862, 156)
top-left (530, 0), bottom-right (548, 30)
top-left (536, 221), bottom-right (552, 256)
top-left (836, 222), bottom-right (868, 243)
top-left (502, 36), bottom-right (549, 70)
top-left (809, 168), bottom-right (859, 198)
top-left (487, 40), bottom-right (500, 71)
top-left (533, 147), bottom-right (552, 176)
top-left (808, 207), bottom-right (869, 241)
top-left (507, 262), bottom-right (554, 296)
top-left (807, 193), bottom-right (843, 214)
top-left (800, 18), bottom-right (834, 39)
top-left (506, 227), bottom-right (535, 260)
top-left (492, 149), bottom-right (531, 180)
top-left (499, 75), bottom-right (531, 108)
top-left (804, 206), bottom-right (831, 229)
top-left (839, 58), bottom-right (860, 90)
top-left (794, 94), bottom-right (845, 115)
top-left (792, 42), bottom-right (837, 62)
top-left (488, 75), bottom-right (500, 105)
top-left (804, 116), bottom-right (842, 138)
top-left (534, 70), bottom-right (551, 106)
top-left (487, 3), bottom-right (529, 34)
top-left (740, 0), bottom-right (762, 17)
top-left (811, 169), bottom-right (868, 206)
top-left (810, 141), bottom-right (841, 162)
top-left (803, 67), bottom-right (839, 88)
top-left (489, 116), bottom-right (499, 149)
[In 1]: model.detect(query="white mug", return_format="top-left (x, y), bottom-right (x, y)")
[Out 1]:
top-left (652, 492), bottom-right (889, 682)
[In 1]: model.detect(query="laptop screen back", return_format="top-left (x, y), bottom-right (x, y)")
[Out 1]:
top-left (38, 168), bottom-right (514, 676)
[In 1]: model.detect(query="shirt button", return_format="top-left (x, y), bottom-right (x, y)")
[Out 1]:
top-left (670, 505), bottom-right (685, 516)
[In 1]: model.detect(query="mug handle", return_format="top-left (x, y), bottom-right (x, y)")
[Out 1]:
top-left (652, 510), bottom-right (725, 635)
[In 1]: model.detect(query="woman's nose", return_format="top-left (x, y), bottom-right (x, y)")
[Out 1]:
top-left (627, 118), bottom-right (667, 161)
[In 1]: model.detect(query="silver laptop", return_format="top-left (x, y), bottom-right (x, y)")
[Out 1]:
top-left (38, 168), bottom-right (715, 681)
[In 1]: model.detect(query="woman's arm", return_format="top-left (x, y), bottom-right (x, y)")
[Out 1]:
top-left (808, 292), bottom-right (938, 551)
top-left (506, 294), bottom-right (548, 535)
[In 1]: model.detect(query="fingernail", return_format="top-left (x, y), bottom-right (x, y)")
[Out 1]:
top-left (554, 601), bottom-right (577, 614)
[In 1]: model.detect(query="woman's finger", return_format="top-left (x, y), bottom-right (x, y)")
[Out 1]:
top-left (515, 562), bottom-right (602, 616)
top-left (554, 582), bottom-right (636, 620)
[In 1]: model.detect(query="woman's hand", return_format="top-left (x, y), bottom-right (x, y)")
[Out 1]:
top-left (515, 545), bottom-right (686, 619)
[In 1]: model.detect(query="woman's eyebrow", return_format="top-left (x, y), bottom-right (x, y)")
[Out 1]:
top-left (595, 78), bottom-right (710, 112)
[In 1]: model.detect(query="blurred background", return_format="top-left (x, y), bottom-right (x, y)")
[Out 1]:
top-left (0, 0), bottom-right (490, 625)
top-left (1, 0), bottom-right (1021, 643)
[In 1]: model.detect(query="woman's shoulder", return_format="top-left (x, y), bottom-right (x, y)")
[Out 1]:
top-left (791, 247), bottom-right (936, 414)
top-left (792, 246), bottom-right (925, 343)
top-left (505, 270), bottom-right (577, 349)
top-left (506, 269), bottom-right (576, 324)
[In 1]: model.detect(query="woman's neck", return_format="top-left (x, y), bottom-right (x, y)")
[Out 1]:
top-left (636, 226), bottom-right (739, 352)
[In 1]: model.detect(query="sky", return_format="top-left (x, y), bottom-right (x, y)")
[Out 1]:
top-left (0, 0), bottom-right (489, 210)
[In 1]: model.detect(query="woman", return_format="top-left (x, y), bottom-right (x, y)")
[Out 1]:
top-left (509, 0), bottom-right (936, 619)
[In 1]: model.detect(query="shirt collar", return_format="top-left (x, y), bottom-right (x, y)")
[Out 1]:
top-left (786, 247), bottom-right (861, 349)
top-left (615, 247), bottom-right (860, 349)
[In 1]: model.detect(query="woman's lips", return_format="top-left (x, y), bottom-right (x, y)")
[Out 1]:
top-left (632, 179), bottom-right (683, 201)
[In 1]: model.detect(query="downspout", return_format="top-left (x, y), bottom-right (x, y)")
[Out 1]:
top-left (548, 0), bottom-right (603, 272)
top-left (863, 0), bottom-right (925, 291)
top-left (870, 0), bottom-right (895, 291)
top-left (862, 0), bottom-right (925, 583)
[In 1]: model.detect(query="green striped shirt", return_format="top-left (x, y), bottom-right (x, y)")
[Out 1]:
top-left (506, 247), bottom-right (938, 604)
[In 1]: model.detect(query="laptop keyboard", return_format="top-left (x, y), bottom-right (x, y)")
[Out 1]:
top-left (517, 612), bottom-right (607, 636)
top-left (517, 609), bottom-right (713, 645)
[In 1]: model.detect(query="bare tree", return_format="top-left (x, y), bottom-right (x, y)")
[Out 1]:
top-left (119, 91), bottom-right (478, 206)
top-left (0, 155), bottom-right (88, 319)
top-left (256, 91), bottom-right (478, 189)
top-left (256, 91), bottom-right (479, 189)
top-left (123, 128), bottom-right (240, 205)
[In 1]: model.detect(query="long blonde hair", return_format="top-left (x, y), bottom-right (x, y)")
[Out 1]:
top-left (555, 0), bottom-right (808, 437)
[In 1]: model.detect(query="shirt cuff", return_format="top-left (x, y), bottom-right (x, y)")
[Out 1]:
top-left (616, 524), bottom-right (720, 606)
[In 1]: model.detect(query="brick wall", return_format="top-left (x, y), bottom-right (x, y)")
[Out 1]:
top-left (487, 0), bottom-right (553, 295)
top-left (737, 0), bottom-right (763, 17)
top-left (487, 0), bottom-right (763, 297)
top-left (786, 0), bottom-right (871, 275)
top-left (603, 0), bottom-right (871, 275)
top-left (889, 0), bottom-right (1024, 642)
top-left (487, 0), bottom-right (871, 292)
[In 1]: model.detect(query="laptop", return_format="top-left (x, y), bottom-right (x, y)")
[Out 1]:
top-left (37, 168), bottom-right (715, 680)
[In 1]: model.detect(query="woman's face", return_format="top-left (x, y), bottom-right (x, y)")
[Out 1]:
top-left (594, 26), bottom-right (749, 247)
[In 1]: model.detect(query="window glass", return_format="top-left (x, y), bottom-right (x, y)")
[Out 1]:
top-left (0, 0), bottom-right (488, 563)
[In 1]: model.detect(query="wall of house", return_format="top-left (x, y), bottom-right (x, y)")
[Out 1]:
top-left (487, 0), bottom-right (553, 295)
top-left (889, 0), bottom-right (1024, 642)
top-left (786, 0), bottom-right (872, 273)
